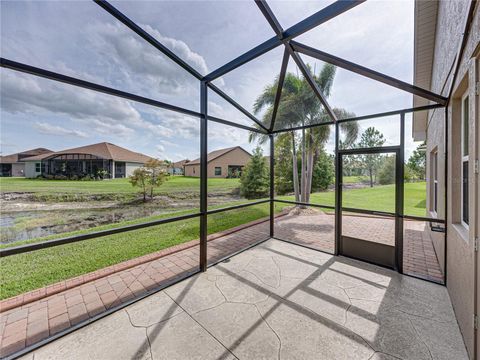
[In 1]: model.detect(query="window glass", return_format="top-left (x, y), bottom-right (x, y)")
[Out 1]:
top-left (461, 94), bottom-right (469, 226)
top-left (463, 96), bottom-right (469, 157)
top-left (432, 151), bottom-right (438, 213)
top-left (215, 167), bottom-right (222, 176)
top-left (463, 161), bottom-right (469, 225)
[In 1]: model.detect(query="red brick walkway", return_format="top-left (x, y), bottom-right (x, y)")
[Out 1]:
top-left (0, 211), bottom-right (443, 358)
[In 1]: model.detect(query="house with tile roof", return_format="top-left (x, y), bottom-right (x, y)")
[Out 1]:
top-left (0, 148), bottom-right (53, 177)
top-left (183, 146), bottom-right (251, 178)
top-left (21, 142), bottom-right (152, 179)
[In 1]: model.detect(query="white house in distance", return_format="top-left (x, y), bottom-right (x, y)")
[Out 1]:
top-left (21, 142), bottom-right (152, 179)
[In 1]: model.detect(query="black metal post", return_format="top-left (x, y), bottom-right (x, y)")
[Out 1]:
top-left (396, 113), bottom-right (405, 273)
top-left (334, 121), bottom-right (341, 256)
top-left (200, 81), bottom-right (208, 272)
top-left (269, 134), bottom-right (275, 237)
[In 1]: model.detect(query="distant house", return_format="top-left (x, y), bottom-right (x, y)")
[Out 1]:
top-left (22, 142), bottom-right (152, 179)
top-left (168, 159), bottom-right (190, 175)
top-left (184, 146), bottom-right (251, 178)
top-left (0, 148), bottom-right (53, 177)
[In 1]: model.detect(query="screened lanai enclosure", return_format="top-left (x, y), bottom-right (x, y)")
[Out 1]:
top-left (0, 0), bottom-right (454, 358)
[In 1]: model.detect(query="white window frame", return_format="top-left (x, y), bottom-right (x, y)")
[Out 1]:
top-left (461, 91), bottom-right (469, 229)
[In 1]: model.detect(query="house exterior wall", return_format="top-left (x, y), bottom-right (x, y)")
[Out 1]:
top-left (183, 148), bottom-right (251, 178)
top-left (184, 164), bottom-right (199, 177)
top-left (423, 2), bottom-right (479, 357)
top-left (125, 162), bottom-right (143, 177)
top-left (207, 149), bottom-right (251, 178)
top-left (25, 162), bottom-right (41, 178)
top-left (11, 163), bottom-right (25, 177)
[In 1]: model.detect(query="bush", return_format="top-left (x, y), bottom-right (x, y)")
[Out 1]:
top-left (378, 156), bottom-right (395, 185)
top-left (311, 150), bottom-right (334, 191)
top-left (54, 174), bottom-right (68, 180)
top-left (240, 147), bottom-right (269, 199)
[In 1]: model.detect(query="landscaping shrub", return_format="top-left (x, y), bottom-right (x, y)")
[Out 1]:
top-left (378, 156), bottom-right (395, 185)
top-left (240, 147), bottom-right (269, 199)
top-left (311, 150), bottom-right (334, 191)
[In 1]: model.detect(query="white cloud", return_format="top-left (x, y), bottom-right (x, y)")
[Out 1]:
top-left (34, 122), bottom-right (88, 138)
top-left (158, 139), bottom-right (179, 147)
top-left (0, 70), bottom-right (198, 141)
top-left (87, 22), bottom-right (205, 96)
top-left (0, 70), bottom-right (142, 124)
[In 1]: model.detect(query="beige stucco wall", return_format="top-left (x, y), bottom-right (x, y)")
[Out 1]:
top-left (184, 148), bottom-right (251, 178)
top-left (425, 1), bottom-right (479, 357)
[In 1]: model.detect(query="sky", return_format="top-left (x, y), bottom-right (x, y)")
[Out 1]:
top-left (0, 0), bottom-right (422, 162)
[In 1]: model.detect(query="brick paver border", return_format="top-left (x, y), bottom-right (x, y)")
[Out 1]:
top-left (0, 213), bottom-right (287, 313)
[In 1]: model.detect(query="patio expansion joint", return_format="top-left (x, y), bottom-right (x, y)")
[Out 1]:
top-left (341, 288), bottom-right (353, 327)
top-left (394, 307), bottom-right (454, 324)
top-left (367, 351), bottom-right (402, 360)
top-left (163, 292), bottom-right (239, 360)
top-left (144, 327), bottom-right (154, 360)
top-left (405, 315), bottom-right (434, 360)
top-left (204, 274), bottom-right (281, 359)
top-left (124, 309), bottom-right (154, 360)
top-left (253, 303), bottom-right (282, 360)
top-left (240, 260), bottom-right (281, 290)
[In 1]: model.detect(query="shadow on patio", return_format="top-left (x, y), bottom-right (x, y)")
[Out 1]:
top-left (18, 239), bottom-right (466, 360)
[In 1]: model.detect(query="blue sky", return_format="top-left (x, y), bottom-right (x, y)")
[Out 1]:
top-left (0, 0), bottom-right (420, 162)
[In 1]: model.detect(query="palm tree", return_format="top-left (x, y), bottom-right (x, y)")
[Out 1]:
top-left (250, 63), bottom-right (358, 204)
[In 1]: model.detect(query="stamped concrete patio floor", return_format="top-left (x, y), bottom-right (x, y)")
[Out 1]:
top-left (20, 239), bottom-right (467, 360)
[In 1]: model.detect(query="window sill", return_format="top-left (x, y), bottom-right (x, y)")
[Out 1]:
top-left (451, 222), bottom-right (470, 243)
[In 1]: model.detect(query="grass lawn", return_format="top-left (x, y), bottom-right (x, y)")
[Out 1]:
top-left (0, 176), bottom-right (239, 196)
top-left (278, 182), bottom-right (427, 217)
top-left (0, 179), bottom-right (427, 299)
top-left (0, 201), bottom-right (285, 299)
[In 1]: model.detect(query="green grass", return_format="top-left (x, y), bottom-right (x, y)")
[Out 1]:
top-left (0, 201), bottom-right (285, 299)
top-left (0, 176), bottom-right (239, 195)
top-left (342, 175), bottom-right (368, 184)
top-left (0, 179), bottom-right (427, 299)
top-left (278, 182), bottom-right (427, 217)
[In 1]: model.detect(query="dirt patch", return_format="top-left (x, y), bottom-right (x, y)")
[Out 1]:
top-left (288, 206), bottom-right (323, 216)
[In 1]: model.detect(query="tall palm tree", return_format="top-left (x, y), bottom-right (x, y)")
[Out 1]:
top-left (250, 63), bottom-right (358, 204)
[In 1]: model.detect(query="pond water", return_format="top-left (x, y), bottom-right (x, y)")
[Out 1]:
top-left (0, 205), bottom-right (191, 244)
top-left (0, 194), bottom-right (239, 244)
